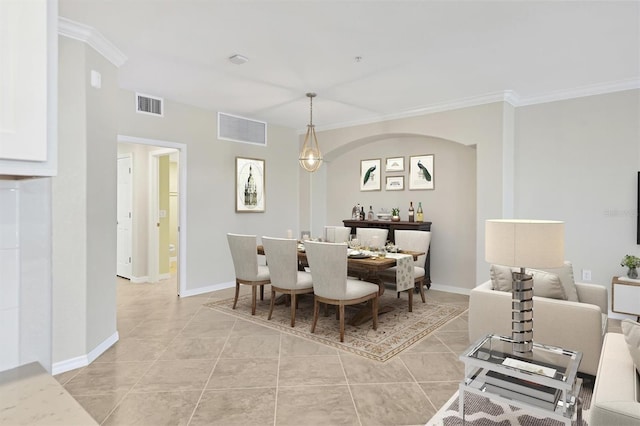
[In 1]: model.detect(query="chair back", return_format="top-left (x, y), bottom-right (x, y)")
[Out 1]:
top-left (227, 233), bottom-right (260, 281)
top-left (304, 241), bottom-right (347, 299)
top-left (394, 230), bottom-right (431, 267)
top-left (356, 228), bottom-right (389, 249)
top-left (262, 237), bottom-right (298, 290)
top-left (324, 226), bottom-right (351, 243)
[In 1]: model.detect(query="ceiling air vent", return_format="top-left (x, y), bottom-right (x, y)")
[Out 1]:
top-left (136, 93), bottom-right (163, 116)
top-left (218, 112), bottom-right (267, 146)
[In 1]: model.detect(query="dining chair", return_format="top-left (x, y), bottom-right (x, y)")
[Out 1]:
top-left (261, 236), bottom-right (314, 327)
top-left (304, 241), bottom-right (379, 342)
top-left (226, 233), bottom-right (270, 315)
top-left (324, 226), bottom-right (351, 243)
top-left (378, 230), bottom-right (431, 310)
top-left (356, 227), bottom-right (389, 249)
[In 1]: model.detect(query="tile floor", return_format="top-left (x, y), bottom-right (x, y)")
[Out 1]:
top-left (54, 277), bottom-right (470, 425)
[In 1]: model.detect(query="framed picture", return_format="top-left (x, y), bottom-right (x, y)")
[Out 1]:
top-left (360, 158), bottom-right (381, 191)
top-left (385, 176), bottom-right (404, 191)
top-left (409, 154), bottom-right (434, 190)
top-left (385, 156), bottom-right (404, 172)
top-left (236, 157), bottom-right (265, 212)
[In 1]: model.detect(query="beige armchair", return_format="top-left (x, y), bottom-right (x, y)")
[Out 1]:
top-left (304, 241), bottom-right (379, 342)
top-left (226, 233), bottom-right (270, 315)
top-left (469, 273), bottom-right (608, 376)
top-left (262, 236), bottom-right (313, 327)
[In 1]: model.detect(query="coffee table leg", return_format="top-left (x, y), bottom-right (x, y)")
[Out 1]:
top-left (576, 396), bottom-right (583, 425)
top-left (459, 387), bottom-right (465, 423)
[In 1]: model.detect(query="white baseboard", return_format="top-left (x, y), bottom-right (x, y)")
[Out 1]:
top-left (52, 331), bottom-right (119, 375)
top-left (180, 281), bottom-right (235, 298)
top-left (130, 275), bottom-right (149, 283)
top-left (159, 273), bottom-right (171, 281)
top-left (429, 283), bottom-right (472, 296)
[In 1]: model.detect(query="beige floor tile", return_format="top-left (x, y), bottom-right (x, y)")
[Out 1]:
top-left (275, 385), bottom-right (359, 425)
top-left (221, 334), bottom-right (281, 358)
top-left (229, 318), bottom-right (281, 336)
top-left (434, 330), bottom-right (471, 352)
top-left (133, 359), bottom-right (214, 392)
top-left (400, 352), bottom-right (465, 382)
top-left (160, 336), bottom-right (228, 360)
top-left (419, 381), bottom-right (460, 410)
top-left (404, 334), bottom-right (451, 353)
top-left (64, 362), bottom-right (153, 396)
top-left (72, 391), bottom-right (129, 424)
top-left (189, 388), bottom-right (276, 426)
top-left (207, 358), bottom-right (279, 389)
top-left (102, 390), bottom-right (201, 426)
top-left (179, 317), bottom-right (238, 338)
top-left (279, 333), bottom-right (339, 357)
top-left (53, 369), bottom-right (81, 386)
top-left (437, 315), bottom-right (469, 332)
top-left (94, 338), bottom-right (169, 363)
top-left (424, 290), bottom-right (470, 306)
top-left (340, 353), bottom-right (414, 384)
top-left (278, 356), bottom-right (346, 386)
top-left (350, 382), bottom-right (434, 425)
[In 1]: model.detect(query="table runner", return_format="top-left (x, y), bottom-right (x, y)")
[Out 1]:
top-left (385, 252), bottom-right (413, 291)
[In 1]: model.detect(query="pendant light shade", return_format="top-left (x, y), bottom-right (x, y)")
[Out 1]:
top-left (299, 92), bottom-right (323, 172)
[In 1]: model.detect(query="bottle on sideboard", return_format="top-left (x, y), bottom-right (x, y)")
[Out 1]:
top-left (367, 205), bottom-right (374, 221)
top-left (416, 202), bottom-right (424, 222)
top-left (360, 206), bottom-right (365, 220)
top-left (408, 201), bottom-right (415, 222)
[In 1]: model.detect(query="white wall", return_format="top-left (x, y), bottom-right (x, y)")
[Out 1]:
top-left (515, 90), bottom-right (640, 293)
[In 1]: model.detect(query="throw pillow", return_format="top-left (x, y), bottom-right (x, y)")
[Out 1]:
top-left (490, 264), bottom-right (513, 292)
top-left (536, 261), bottom-right (579, 302)
top-left (621, 319), bottom-right (640, 374)
top-left (526, 269), bottom-right (567, 300)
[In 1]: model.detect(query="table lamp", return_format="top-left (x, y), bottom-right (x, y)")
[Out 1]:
top-left (485, 219), bottom-right (564, 354)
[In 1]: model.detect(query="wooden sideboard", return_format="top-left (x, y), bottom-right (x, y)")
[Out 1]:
top-left (343, 219), bottom-right (432, 288)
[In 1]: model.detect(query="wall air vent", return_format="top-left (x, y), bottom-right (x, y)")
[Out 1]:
top-left (218, 112), bottom-right (267, 146)
top-left (136, 93), bottom-right (163, 116)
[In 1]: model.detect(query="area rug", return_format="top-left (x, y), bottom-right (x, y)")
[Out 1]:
top-left (203, 291), bottom-right (467, 362)
top-left (427, 380), bottom-right (592, 425)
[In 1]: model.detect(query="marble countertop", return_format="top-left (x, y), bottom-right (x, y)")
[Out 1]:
top-left (0, 362), bottom-right (97, 425)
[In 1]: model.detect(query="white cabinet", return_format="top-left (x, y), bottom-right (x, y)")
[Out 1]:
top-left (0, 0), bottom-right (57, 177)
top-left (611, 276), bottom-right (640, 318)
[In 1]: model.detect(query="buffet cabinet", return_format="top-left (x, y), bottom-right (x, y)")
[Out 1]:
top-left (343, 219), bottom-right (432, 287)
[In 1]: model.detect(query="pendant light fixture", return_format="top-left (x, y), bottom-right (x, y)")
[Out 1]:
top-left (298, 92), bottom-right (323, 172)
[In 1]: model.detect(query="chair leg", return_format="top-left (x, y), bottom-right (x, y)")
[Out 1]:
top-left (232, 282), bottom-right (240, 310)
top-left (311, 298), bottom-right (320, 333)
top-left (290, 293), bottom-right (297, 327)
top-left (339, 304), bottom-right (345, 342)
top-left (372, 296), bottom-right (378, 331)
top-left (268, 288), bottom-right (276, 320)
top-left (418, 279), bottom-right (426, 303)
top-left (323, 303), bottom-right (329, 317)
top-left (251, 285), bottom-right (257, 315)
top-left (408, 288), bottom-right (413, 312)
top-left (260, 284), bottom-right (264, 301)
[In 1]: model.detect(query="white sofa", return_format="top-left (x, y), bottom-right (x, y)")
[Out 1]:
top-left (469, 279), bottom-right (608, 376)
top-left (590, 332), bottom-right (640, 425)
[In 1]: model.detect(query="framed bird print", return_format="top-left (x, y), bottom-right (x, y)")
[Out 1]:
top-left (236, 157), bottom-right (265, 212)
top-left (409, 154), bottom-right (434, 190)
top-left (360, 158), bottom-right (381, 191)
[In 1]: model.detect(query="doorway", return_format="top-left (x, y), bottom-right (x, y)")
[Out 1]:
top-left (116, 135), bottom-right (188, 296)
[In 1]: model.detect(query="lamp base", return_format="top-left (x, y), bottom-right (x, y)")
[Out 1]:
top-left (512, 268), bottom-right (533, 354)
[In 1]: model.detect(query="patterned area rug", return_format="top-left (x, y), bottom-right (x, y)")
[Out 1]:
top-left (427, 380), bottom-right (592, 425)
top-left (203, 291), bottom-right (467, 362)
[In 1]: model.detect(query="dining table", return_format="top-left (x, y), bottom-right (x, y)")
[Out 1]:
top-left (257, 243), bottom-right (424, 325)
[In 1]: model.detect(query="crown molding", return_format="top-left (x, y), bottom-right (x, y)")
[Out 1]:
top-left (516, 78), bottom-right (640, 106)
top-left (58, 17), bottom-right (127, 68)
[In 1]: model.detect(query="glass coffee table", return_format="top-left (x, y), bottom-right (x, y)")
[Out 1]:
top-left (459, 334), bottom-right (582, 425)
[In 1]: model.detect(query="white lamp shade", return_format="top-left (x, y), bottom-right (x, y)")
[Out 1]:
top-left (485, 219), bottom-right (564, 268)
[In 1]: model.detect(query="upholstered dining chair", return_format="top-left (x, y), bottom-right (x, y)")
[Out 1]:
top-left (356, 227), bottom-right (388, 249)
top-left (261, 236), bottom-right (314, 327)
top-left (378, 230), bottom-right (431, 310)
top-left (324, 226), bottom-right (351, 243)
top-left (226, 233), bottom-right (270, 315)
top-left (304, 241), bottom-right (379, 342)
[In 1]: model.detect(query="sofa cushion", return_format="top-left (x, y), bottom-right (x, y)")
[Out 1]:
top-left (621, 319), bottom-right (640, 375)
top-left (536, 261), bottom-right (579, 302)
top-left (490, 264), bottom-right (567, 300)
top-left (526, 269), bottom-right (567, 300)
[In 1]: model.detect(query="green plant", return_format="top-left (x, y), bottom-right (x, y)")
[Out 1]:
top-left (391, 207), bottom-right (400, 216)
top-left (620, 254), bottom-right (640, 269)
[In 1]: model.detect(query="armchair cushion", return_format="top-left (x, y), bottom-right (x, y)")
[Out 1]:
top-left (490, 264), bottom-right (567, 300)
top-left (622, 319), bottom-right (640, 375)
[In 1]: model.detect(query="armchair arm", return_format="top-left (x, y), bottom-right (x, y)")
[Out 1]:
top-left (575, 282), bottom-right (608, 313)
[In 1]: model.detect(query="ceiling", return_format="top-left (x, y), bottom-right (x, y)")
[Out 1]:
top-left (59, 0), bottom-right (639, 131)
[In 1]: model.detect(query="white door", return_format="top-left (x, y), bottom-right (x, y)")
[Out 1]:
top-left (117, 155), bottom-right (133, 278)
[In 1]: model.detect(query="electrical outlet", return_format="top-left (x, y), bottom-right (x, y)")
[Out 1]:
top-left (582, 269), bottom-right (592, 281)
